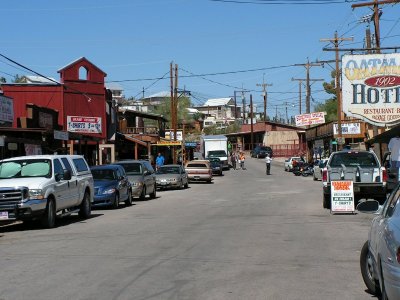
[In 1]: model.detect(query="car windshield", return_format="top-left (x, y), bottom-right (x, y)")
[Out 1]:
top-left (117, 163), bottom-right (142, 175)
top-left (91, 169), bottom-right (117, 180)
top-left (208, 151), bottom-right (226, 157)
top-left (156, 167), bottom-right (179, 174)
top-left (0, 159), bottom-right (51, 179)
top-left (330, 152), bottom-right (378, 167)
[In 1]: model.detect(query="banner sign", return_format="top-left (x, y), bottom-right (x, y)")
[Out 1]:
top-left (342, 53), bottom-right (400, 127)
top-left (67, 116), bottom-right (102, 134)
top-left (295, 112), bottom-right (325, 127)
top-left (333, 122), bottom-right (361, 135)
top-left (331, 180), bottom-right (355, 213)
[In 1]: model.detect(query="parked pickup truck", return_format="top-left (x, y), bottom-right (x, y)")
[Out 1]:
top-left (322, 150), bottom-right (387, 209)
top-left (0, 155), bottom-right (94, 228)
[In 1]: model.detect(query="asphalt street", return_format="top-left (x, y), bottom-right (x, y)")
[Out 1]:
top-left (0, 158), bottom-right (375, 300)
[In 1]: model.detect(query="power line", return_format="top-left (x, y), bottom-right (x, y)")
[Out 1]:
top-left (209, 0), bottom-right (364, 4)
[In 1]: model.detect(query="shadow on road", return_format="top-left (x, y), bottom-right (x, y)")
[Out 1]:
top-left (0, 213), bottom-right (103, 233)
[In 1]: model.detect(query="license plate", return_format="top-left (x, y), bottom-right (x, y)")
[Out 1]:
top-left (0, 211), bottom-right (9, 220)
top-left (161, 182), bottom-right (167, 185)
top-left (194, 176), bottom-right (200, 180)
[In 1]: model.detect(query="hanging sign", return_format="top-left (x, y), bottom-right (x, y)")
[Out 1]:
top-left (67, 116), bottom-right (102, 134)
top-left (331, 180), bottom-right (355, 213)
top-left (342, 53), bottom-right (400, 127)
top-left (295, 112), bottom-right (325, 127)
top-left (333, 122), bottom-right (361, 135)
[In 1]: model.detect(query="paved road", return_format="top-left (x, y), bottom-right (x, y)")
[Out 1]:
top-left (0, 158), bottom-right (375, 300)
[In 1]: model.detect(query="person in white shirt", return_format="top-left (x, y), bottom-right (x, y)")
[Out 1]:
top-left (265, 154), bottom-right (272, 175)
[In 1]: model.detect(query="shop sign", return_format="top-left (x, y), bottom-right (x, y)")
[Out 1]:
top-left (295, 112), bottom-right (325, 127)
top-left (156, 141), bottom-right (182, 146)
top-left (54, 130), bottom-right (69, 141)
top-left (342, 53), bottom-right (400, 127)
top-left (0, 95), bottom-right (13, 124)
top-left (333, 122), bottom-right (361, 135)
top-left (165, 130), bottom-right (183, 141)
top-left (67, 116), bottom-right (102, 134)
top-left (185, 142), bottom-right (197, 147)
top-left (331, 180), bottom-right (355, 213)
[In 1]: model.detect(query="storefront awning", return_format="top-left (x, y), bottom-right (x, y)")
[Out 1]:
top-left (367, 123), bottom-right (400, 144)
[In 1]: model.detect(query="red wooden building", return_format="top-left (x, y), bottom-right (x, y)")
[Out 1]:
top-left (1, 57), bottom-right (114, 165)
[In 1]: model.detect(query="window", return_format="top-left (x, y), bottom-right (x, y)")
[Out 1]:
top-left (54, 159), bottom-right (64, 179)
top-left (79, 66), bottom-right (88, 80)
top-left (61, 158), bottom-right (74, 174)
top-left (73, 158), bottom-right (89, 172)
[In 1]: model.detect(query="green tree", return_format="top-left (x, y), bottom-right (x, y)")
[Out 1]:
top-left (148, 96), bottom-right (191, 128)
top-left (0, 77), bottom-right (6, 83)
top-left (314, 70), bottom-right (338, 122)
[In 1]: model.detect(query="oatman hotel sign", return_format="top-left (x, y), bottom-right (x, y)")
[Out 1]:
top-left (342, 53), bottom-right (400, 127)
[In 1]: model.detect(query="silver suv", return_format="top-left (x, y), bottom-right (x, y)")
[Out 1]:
top-left (0, 155), bottom-right (94, 228)
top-left (113, 160), bottom-right (157, 200)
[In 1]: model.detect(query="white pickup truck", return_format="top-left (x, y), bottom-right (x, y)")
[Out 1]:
top-left (322, 150), bottom-right (387, 209)
top-left (0, 155), bottom-right (94, 228)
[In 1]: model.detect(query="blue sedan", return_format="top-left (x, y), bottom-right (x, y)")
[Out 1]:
top-left (91, 165), bottom-right (132, 209)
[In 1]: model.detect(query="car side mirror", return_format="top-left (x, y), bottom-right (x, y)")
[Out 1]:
top-left (144, 170), bottom-right (151, 176)
top-left (63, 170), bottom-right (72, 180)
top-left (356, 200), bottom-right (380, 213)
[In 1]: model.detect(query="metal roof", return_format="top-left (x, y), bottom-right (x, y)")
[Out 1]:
top-left (203, 98), bottom-right (233, 107)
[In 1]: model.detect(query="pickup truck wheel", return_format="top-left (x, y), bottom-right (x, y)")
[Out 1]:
top-left (360, 241), bottom-right (381, 295)
top-left (184, 180), bottom-right (189, 188)
top-left (41, 199), bottom-right (56, 228)
top-left (150, 185), bottom-right (157, 199)
top-left (79, 191), bottom-right (91, 219)
top-left (125, 190), bottom-right (133, 206)
top-left (112, 193), bottom-right (120, 209)
top-left (323, 194), bottom-right (331, 209)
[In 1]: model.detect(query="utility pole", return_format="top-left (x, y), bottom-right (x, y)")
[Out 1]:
top-left (351, 0), bottom-right (400, 52)
top-left (291, 78), bottom-right (304, 115)
top-left (233, 90), bottom-right (249, 120)
top-left (173, 64), bottom-right (179, 164)
top-left (256, 74), bottom-right (272, 122)
top-left (321, 32), bottom-right (354, 150)
top-left (250, 94), bottom-right (254, 151)
top-left (295, 60), bottom-right (324, 114)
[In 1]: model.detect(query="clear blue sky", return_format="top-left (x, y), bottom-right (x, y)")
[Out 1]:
top-left (0, 0), bottom-right (399, 119)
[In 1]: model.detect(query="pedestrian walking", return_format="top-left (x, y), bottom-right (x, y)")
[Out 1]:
top-left (239, 152), bottom-right (246, 170)
top-left (230, 152), bottom-right (237, 170)
top-left (265, 154), bottom-right (272, 175)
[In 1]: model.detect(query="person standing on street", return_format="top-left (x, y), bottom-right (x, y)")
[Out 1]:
top-left (230, 152), bottom-right (237, 170)
top-left (239, 152), bottom-right (246, 170)
top-left (265, 153), bottom-right (272, 175)
top-left (155, 152), bottom-right (165, 171)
